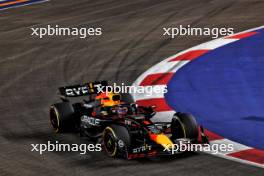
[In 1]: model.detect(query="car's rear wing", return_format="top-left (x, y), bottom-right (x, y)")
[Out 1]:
top-left (59, 81), bottom-right (108, 97)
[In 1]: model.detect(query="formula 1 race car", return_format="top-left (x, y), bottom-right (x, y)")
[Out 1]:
top-left (49, 81), bottom-right (208, 159)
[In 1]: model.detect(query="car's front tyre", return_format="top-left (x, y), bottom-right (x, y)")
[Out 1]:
top-left (171, 112), bottom-right (199, 140)
top-left (102, 125), bottom-right (131, 157)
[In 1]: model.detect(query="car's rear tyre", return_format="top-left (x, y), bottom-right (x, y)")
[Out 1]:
top-left (171, 112), bottom-right (199, 140)
top-left (49, 102), bottom-right (75, 133)
top-left (102, 125), bottom-right (131, 157)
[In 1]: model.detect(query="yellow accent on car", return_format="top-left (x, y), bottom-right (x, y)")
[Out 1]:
top-left (155, 134), bottom-right (174, 150)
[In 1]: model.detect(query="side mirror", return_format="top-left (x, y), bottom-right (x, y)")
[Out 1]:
top-left (130, 103), bottom-right (138, 114)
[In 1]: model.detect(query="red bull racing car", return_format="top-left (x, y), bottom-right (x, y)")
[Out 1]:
top-left (49, 81), bottom-right (208, 159)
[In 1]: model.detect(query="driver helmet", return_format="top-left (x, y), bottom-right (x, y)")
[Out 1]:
top-left (96, 92), bottom-right (121, 107)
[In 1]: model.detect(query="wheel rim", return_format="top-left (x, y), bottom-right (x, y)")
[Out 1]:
top-left (171, 117), bottom-right (185, 139)
top-left (103, 128), bottom-right (117, 156)
top-left (50, 107), bottom-right (59, 132)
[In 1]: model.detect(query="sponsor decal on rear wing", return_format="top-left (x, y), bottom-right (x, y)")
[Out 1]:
top-left (59, 81), bottom-right (108, 97)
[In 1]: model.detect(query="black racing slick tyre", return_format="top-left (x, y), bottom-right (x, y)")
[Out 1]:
top-left (102, 125), bottom-right (131, 158)
top-left (171, 112), bottom-right (199, 140)
top-left (49, 102), bottom-right (75, 133)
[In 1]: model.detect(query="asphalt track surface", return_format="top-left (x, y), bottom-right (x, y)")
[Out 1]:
top-left (0, 0), bottom-right (264, 175)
